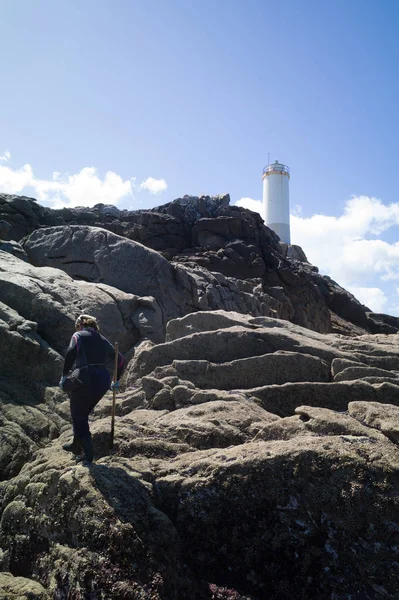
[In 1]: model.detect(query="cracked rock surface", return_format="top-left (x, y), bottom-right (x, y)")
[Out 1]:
top-left (0, 195), bottom-right (399, 599)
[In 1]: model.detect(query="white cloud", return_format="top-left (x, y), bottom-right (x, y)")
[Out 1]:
top-left (0, 150), bottom-right (11, 162)
top-left (32, 167), bottom-right (134, 209)
top-left (345, 286), bottom-right (388, 313)
top-left (0, 163), bottom-right (34, 193)
top-left (290, 198), bottom-right (399, 314)
top-left (235, 194), bottom-right (399, 315)
top-left (139, 177), bottom-right (167, 194)
top-left (389, 289), bottom-right (399, 316)
top-left (0, 156), bottom-right (167, 209)
top-left (290, 199), bottom-right (399, 287)
top-left (236, 197), bottom-right (264, 216)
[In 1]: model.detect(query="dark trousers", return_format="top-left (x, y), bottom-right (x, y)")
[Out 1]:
top-left (70, 368), bottom-right (111, 447)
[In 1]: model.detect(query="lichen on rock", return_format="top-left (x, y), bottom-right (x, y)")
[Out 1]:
top-left (0, 193), bottom-right (399, 599)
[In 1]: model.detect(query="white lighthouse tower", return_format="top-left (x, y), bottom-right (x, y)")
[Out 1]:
top-left (262, 160), bottom-right (291, 244)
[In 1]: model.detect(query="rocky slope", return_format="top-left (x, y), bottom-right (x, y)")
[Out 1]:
top-left (0, 193), bottom-right (398, 599)
top-left (2, 192), bottom-right (398, 336)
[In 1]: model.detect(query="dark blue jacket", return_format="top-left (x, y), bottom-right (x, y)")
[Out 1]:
top-left (63, 327), bottom-right (124, 379)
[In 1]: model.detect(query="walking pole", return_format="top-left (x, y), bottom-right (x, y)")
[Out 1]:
top-left (110, 342), bottom-right (118, 449)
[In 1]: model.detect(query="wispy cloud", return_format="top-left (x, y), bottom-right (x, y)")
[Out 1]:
top-left (140, 177), bottom-right (168, 194)
top-left (0, 150), bottom-right (11, 162)
top-left (0, 156), bottom-right (167, 208)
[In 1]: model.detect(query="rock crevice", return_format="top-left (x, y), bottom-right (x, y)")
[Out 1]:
top-left (0, 194), bottom-right (399, 599)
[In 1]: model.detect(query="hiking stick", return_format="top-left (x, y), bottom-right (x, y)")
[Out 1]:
top-left (110, 342), bottom-right (118, 449)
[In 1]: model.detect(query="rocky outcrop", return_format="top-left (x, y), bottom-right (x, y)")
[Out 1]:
top-left (0, 249), bottom-right (151, 354)
top-left (0, 194), bottom-right (61, 241)
top-left (127, 311), bottom-right (399, 414)
top-left (2, 301), bottom-right (398, 597)
top-left (21, 225), bottom-right (292, 328)
top-left (0, 572), bottom-right (49, 599)
top-left (21, 225), bottom-right (185, 325)
top-left (2, 302), bottom-right (399, 598)
top-left (0, 247), bottom-right (164, 480)
top-left (1, 194), bottom-right (399, 598)
top-left (3, 191), bottom-right (398, 336)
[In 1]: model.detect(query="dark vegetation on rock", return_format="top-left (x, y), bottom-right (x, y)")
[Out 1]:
top-left (0, 192), bottom-right (398, 599)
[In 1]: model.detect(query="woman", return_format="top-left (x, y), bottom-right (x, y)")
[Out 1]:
top-left (59, 314), bottom-right (124, 463)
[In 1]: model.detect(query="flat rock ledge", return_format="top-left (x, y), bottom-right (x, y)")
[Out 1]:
top-left (1, 309), bottom-right (399, 599)
top-left (1, 193), bottom-right (399, 599)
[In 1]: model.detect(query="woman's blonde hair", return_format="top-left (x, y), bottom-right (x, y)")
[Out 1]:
top-left (75, 314), bottom-right (99, 331)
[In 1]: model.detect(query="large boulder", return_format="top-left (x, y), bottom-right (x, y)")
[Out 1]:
top-left (0, 572), bottom-right (49, 599)
top-left (22, 225), bottom-right (185, 324)
top-left (0, 447), bottom-right (197, 599)
top-left (0, 249), bottom-right (154, 354)
top-left (153, 423), bottom-right (398, 599)
top-left (150, 351), bottom-right (330, 390)
top-left (128, 319), bottom-right (354, 382)
top-left (0, 250), bottom-right (164, 480)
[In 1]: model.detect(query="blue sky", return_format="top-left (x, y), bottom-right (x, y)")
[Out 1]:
top-left (2, 0), bottom-right (399, 315)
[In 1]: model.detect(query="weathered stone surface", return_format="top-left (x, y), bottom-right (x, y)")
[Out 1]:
top-left (0, 194), bottom-right (59, 241)
top-left (349, 401), bottom-right (399, 444)
top-left (331, 357), bottom-right (365, 376)
top-left (172, 388), bottom-right (257, 410)
top-left (22, 226), bottom-right (283, 327)
top-left (330, 335), bottom-right (399, 371)
top-left (0, 239), bottom-right (27, 261)
top-left (153, 351), bottom-right (330, 390)
top-left (0, 351), bottom-right (65, 480)
top-left (306, 268), bottom-right (373, 331)
top-left (142, 375), bottom-right (166, 401)
top-left (0, 301), bottom-right (62, 397)
top-left (2, 194), bottom-right (399, 598)
top-left (153, 427), bottom-right (399, 600)
top-left (129, 320), bottom-right (351, 383)
top-left (0, 572), bottom-right (49, 599)
top-left (334, 364), bottom-right (399, 382)
top-left (248, 380), bottom-right (380, 417)
top-left (0, 448), bottom-right (196, 599)
top-left (153, 400), bottom-right (279, 449)
top-left (0, 220), bottom-right (11, 238)
top-left (0, 250), bottom-right (150, 354)
top-left (165, 309), bottom-right (271, 341)
top-left (265, 261), bottom-right (332, 333)
top-left (22, 225), bottom-right (184, 324)
top-left (178, 240), bottom-right (267, 279)
top-left (5, 191), bottom-right (399, 335)
top-left (172, 263), bottom-right (276, 318)
top-left (0, 419), bottom-right (36, 481)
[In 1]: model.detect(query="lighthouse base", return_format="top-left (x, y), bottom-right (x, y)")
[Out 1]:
top-left (266, 222), bottom-right (291, 244)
